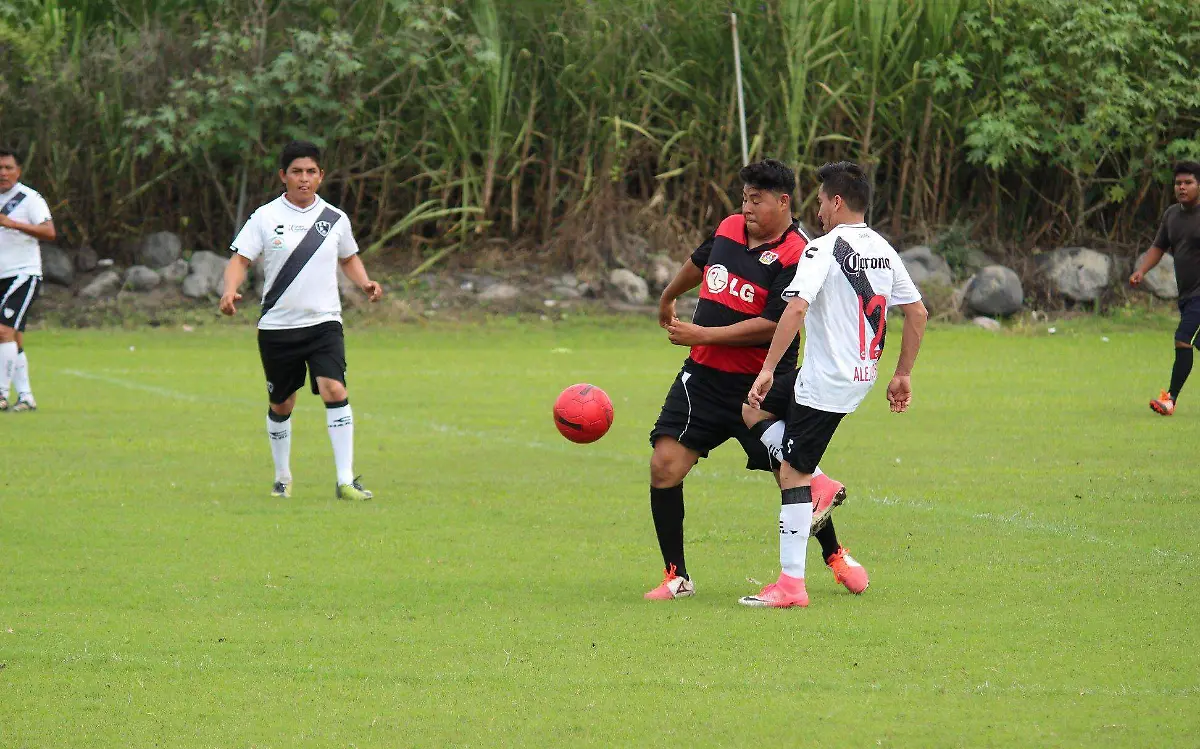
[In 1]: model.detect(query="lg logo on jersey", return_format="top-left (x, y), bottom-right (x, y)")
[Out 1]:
top-left (705, 264), bottom-right (756, 302)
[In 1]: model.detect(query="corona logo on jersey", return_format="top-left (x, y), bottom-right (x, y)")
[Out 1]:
top-left (705, 264), bottom-right (756, 303)
top-left (838, 251), bottom-right (892, 277)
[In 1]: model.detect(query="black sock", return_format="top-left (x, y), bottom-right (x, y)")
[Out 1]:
top-left (815, 518), bottom-right (841, 562)
top-left (1169, 347), bottom-right (1193, 401)
top-left (650, 484), bottom-right (687, 579)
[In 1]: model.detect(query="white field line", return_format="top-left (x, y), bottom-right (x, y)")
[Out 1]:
top-left (60, 368), bottom-right (1192, 562)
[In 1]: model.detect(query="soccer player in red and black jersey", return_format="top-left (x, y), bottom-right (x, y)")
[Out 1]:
top-left (644, 159), bottom-right (852, 600)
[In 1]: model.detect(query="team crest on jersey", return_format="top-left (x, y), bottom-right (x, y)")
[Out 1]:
top-left (270, 237), bottom-right (284, 249)
top-left (315, 220), bottom-right (331, 237)
top-left (758, 251), bottom-right (778, 265)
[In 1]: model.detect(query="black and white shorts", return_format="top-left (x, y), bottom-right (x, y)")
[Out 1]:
top-left (0, 274), bottom-right (41, 332)
top-left (751, 368), bottom-right (845, 474)
top-left (257, 321), bottom-right (347, 405)
top-left (649, 358), bottom-right (773, 472)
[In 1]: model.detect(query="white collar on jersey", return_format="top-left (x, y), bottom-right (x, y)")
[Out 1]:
top-left (280, 193), bottom-right (323, 213)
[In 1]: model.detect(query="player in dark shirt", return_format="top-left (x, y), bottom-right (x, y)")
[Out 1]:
top-left (643, 159), bottom-right (850, 600)
top-left (1130, 161), bottom-right (1200, 415)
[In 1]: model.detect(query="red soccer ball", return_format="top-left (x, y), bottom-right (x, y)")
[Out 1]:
top-left (553, 383), bottom-right (615, 444)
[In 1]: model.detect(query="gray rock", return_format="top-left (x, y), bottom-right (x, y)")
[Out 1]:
top-left (124, 265), bottom-right (161, 292)
top-left (75, 246), bottom-right (98, 273)
top-left (181, 250), bottom-right (228, 299)
top-left (1135, 250), bottom-right (1178, 299)
top-left (40, 244), bottom-right (74, 286)
top-left (479, 283), bottom-right (521, 301)
top-left (80, 270), bottom-right (121, 298)
top-left (972, 316), bottom-right (1002, 332)
top-left (159, 258), bottom-right (189, 284)
top-left (648, 254), bottom-right (676, 292)
top-left (137, 231), bottom-right (182, 269)
top-left (900, 245), bottom-right (953, 287)
top-left (609, 268), bottom-right (650, 304)
top-left (1037, 247), bottom-right (1113, 302)
top-left (965, 265), bottom-right (1023, 317)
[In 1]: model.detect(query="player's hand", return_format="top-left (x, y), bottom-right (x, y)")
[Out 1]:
top-left (1129, 270), bottom-right (1144, 287)
top-left (887, 374), bottom-right (912, 413)
top-left (658, 297), bottom-right (676, 329)
top-left (667, 319), bottom-right (709, 346)
top-left (747, 370), bottom-right (773, 409)
top-left (361, 280), bottom-right (383, 302)
top-left (219, 291), bottom-right (241, 316)
top-left (0, 214), bottom-right (12, 229)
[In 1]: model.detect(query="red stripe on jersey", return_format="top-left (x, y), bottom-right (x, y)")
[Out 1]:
top-left (775, 232), bottom-right (805, 266)
top-left (697, 272), bottom-right (768, 315)
top-left (715, 214), bottom-right (747, 242)
top-left (691, 344), bottom-right (767, 375)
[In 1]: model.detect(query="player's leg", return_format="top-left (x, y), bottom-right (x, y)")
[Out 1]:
top-left (258, 330), bottom-right (307, 497)
top-left (740, 405), bottom-right (845, 608)
top-left (0, 275), bottom-right (23, 410)
top-left (307, 322), bottom-right (371, 500)
top-left (11, 330), bottom-right (35, 410)
top-left (644, 365), bottom-right (727, 599)
top-left (1152, 299), bottom-right (1200, 415)
top-left (740, 370), bottom-right (846, 531)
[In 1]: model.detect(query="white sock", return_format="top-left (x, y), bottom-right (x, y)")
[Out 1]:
top-left (756, 419), bottom-right (822, 477)
top-left (13, 350), bottom-right (32, 401)
top-left (0, 341), bottom-right (16, 399)
top-left (779, 487), bottom-right (813, 579)
top-left (326, 402), bottom-right (355, 485)
top-left (267, 412), bottom-right (292, 483)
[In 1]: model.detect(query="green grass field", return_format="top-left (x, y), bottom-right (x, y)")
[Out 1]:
top-left (2, 314), bottom-right (1198, 747)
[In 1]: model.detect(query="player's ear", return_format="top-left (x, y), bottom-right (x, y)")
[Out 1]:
top-left (278, 169), bottom-right (287, 184)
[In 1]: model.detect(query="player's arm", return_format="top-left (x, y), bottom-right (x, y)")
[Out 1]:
top-left (747, 297), bottom-right (808, 408)
top-left (219, 253), bottom-right (251, 316)
top-left (886, 300), bottom-right (928, 413)
top-left (0, 214), bottom-right (55, 242)
top-left (338, 254), bottom-right (383, 302)
top-left (658, 257), bottom-right (705, 328)
top-left (666, 315), bottom-right (775, 347)
top-left (1130, 247), bottom-right (1165, 287)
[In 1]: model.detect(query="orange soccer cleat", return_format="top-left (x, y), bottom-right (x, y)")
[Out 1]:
top-left (826, 547), bottom-right (869, 594)
top-left (1150, 390), bottom-right (1176, 416)
top-left (644, 564), bottom-right (695, 600)
top-left (810, 473), bottom-right (847, 533)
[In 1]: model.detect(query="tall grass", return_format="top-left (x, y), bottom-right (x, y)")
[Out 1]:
top-left (2, 0), bottom-right (1199, 266)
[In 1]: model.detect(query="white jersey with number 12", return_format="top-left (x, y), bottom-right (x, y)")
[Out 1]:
top-left (782, 222), bottom-right (922, 414)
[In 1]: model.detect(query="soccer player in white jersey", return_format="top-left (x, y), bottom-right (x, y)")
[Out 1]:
top-left (741, 161), bottom-right (928, 608)
top-left (219, 141), bottom-right (383, 500)
top-left (0, 148), bottom-right (56, 412)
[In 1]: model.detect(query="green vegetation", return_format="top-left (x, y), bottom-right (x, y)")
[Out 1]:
top-left (2, 319), bottom-right (1198, 745)
top-left (3, 0), bottom-right (1198, 262)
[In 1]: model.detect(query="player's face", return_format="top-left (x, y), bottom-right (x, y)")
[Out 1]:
top-left (1176, 173), bottom-right (1199, 206)
top-left (0, 156), bottom-right (20, 193)
top-left (742, 186), bottom-right (788, 238)
top-left (279, 158), bottom-right (323, 203)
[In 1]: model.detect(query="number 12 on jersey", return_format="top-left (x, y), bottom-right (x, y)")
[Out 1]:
top-left (857, 295), bottom-right (887, 362)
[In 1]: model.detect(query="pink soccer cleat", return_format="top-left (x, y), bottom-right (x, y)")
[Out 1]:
top-left (738, 572), bottom-right (809, 608)
top-left (810, 473), bottom-right (847, 532)
top-left (826, 547), bottom-right (869, 594)
top-left (644, 564), bottom-right (695, 600)
top-left (1150, 390), bottom-right (1176, 416)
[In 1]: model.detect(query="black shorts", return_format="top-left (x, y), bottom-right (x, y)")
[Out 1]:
top-left (649, 358), bottom-right (773, 472)
top-left (781, 403), bottom-right (845, 475)
top-left (1176, 296), bottom-right (1200, 346)
top-left (0, 274), bottom-right (41, 332)
top-left (758, 368), bottom-right (799, 419)
top-left (257, 321), bottom-right (347, 405)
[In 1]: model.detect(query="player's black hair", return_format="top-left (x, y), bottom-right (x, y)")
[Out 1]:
top-left (0, 148), bottom-right (22, 167)
top-left (739, 159), bottom-right (796, 198)
top-left (1173, 161), bottom-right (1200, 180)
top-left (816, 161), bottom-right (871, 213)
top-left (279, 140), bottom-right (321, 172)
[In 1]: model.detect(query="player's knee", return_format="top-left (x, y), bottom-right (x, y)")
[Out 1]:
top-left (742, 401), bottom-right (772, 429)
top-left (318, 378), bottom-right (347, 402)
top-left (650, 442), bottom-right (692, 487)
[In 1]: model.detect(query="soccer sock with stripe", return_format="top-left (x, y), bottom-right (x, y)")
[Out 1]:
top-left (266, 409), bottom-right (292, 483)
top-left (1169, 346), bottom-right (1193, 401)
top-left (779, 486), bottom-right (813, 579)
top-left (650, 483), bottom-right (688, 579)
top-left (325, 399), bottom-right (355, 485)
top-left (13, 348), bottom-right (32, 401)
top-left (751, 418), bottom-right (824, 478)
top-left (0, 341), bottom-right (16, 399)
